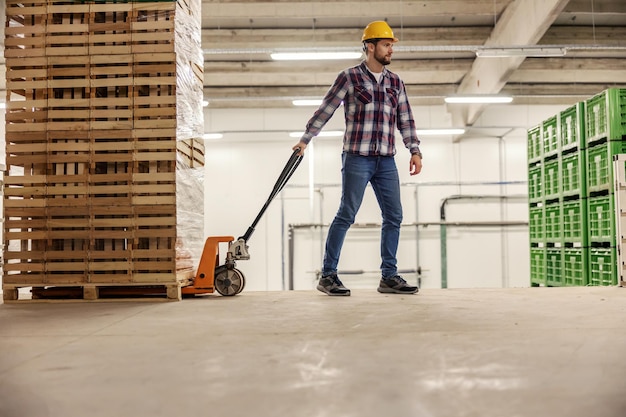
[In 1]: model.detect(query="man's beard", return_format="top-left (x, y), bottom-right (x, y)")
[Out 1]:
top-left (375, 54), bottom-right (391, 66)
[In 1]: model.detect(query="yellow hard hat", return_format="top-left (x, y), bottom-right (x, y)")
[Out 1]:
top-left (362, 21), bottom-right (398, 42)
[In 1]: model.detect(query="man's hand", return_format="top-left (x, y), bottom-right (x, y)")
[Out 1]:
top-left (409, 154), bottom-right (422, 176)
top-left (292, 141), bottom-right (308, 156)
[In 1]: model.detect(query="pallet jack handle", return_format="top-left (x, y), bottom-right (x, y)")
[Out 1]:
top-left (240, 148), bottom-right (304, 242)
top-left (188, 149), bottom-right (303, 296)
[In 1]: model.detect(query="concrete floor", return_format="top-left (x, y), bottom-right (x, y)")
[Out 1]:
top-left (1, 287), bottom-right (626, 417)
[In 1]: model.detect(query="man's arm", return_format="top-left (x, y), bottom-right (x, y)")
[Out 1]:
top-left (396, 79), bottom-right (422, 170)
top-left (292, 71), bottom-right (349, 155)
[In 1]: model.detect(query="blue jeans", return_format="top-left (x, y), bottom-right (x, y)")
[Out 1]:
top-left (323, 153), bottom-right (403, 278)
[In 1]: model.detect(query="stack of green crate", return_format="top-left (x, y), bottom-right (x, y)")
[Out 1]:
top-left (528, 124), bottom-right (545, 285)
top-left (560, 102), bottom-right (588, 286)
top-left (542, 114), bottom-right (564, 287)
top-left (585, 88), bottom-right (626, 286)
top-left (529, 88), bottom-right (626, 287)
top-left (528, 102), bottom-right (587, 286)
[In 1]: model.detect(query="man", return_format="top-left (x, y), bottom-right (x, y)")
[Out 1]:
top-left (292, 21), bottom-right (423, 296)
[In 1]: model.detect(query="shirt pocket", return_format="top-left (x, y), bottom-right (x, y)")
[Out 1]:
top-left (354, 85), bottom-right (373, 105)
top-left (385, 88), bottom-right (399, 108)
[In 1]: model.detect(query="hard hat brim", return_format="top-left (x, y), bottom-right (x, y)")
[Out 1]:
top-left (362, 37), bottom-right (399, 43)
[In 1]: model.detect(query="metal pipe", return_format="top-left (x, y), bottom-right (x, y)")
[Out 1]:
top-left (414, 185), bottom-right (422, 286)
top-left (289, 221), bottom-right (527, 228)
top-left (439, 194), bottom-right (527, 289)
top-left (287, 220), bottom-right (527, 290)
top-left (285, 180), bottom-right (527, 189)
top-left (498, 136), bottom-right (512, 288)
top-left (312, 269), bottom-right (420, 276)
top-left (281, 192), bottom-right (286, 291)
top-left (283, 179), bottom-right (528, 290)
top-left (288, 224), bottom-right (295, 291)
top-left (204, 44), bottom-right (626, 56)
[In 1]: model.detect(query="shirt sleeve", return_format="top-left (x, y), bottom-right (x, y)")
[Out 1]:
top-left (396, 80), bottom-right (422, 156)
top-left (300, 71), bottom-right (349, 144)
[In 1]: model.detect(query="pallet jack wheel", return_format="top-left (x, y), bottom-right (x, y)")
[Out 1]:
top-left (214, 267), bottom-right (246, 296)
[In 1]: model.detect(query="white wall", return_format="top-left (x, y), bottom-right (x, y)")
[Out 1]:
top-left (203, 103), bottom-right (571, 292)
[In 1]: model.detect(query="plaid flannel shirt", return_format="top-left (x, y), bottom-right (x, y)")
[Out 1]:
top-left (300, 61), bottom-right (421, 157)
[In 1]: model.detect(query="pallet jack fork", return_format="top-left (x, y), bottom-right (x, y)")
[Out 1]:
top-left (182, 149), bottom-right (303, 297)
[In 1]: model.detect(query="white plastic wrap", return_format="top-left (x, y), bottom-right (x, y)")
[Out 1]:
top-left (176, 153), bottom-right (205, 273)
top-left (174, 0), bottom-right (205, 273)
top-left (175, 0), bottom-right (204, 142)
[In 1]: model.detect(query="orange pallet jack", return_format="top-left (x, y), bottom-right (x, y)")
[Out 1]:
top-left (182, 149), bottom-right (303, 297)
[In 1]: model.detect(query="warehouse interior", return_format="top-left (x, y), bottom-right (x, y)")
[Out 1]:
top-left (2, 1), bottom-right (626, 416)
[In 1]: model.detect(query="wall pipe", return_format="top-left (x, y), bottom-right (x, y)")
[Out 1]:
top-left (439, 194), bottom-right (527, 289)
top-left (288, 219), bottom-right (527, 290)
top-left (282, 180), bottom-right (527, 288)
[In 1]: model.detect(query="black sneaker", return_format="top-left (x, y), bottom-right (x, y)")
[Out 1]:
top-left (317, 273), bottom-right (351, 296)
top-left (377, 275), bottom-right (419, 294)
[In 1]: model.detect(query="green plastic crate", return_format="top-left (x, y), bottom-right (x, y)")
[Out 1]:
top-left (588, 247), bottom-right (617, 286)
top-left (529, 205), bottom-right (544, 243)
top-left (563, 247), bottom-right (588, 286)
top-left (562, 199), bottom-right (587, 246)
top-left (561, 150), bottom-right (586, 197)
top-left (542, 115), bottom-right (559, 157)
top-left (585, 88), bottom-right (626, 143)
top-left (527, 125), bottom-right (542, 163)
top-left (587, 195), bottom-right (616, 245)
top-left (530, 247), bottom-right (545, 286)
top-left (560, 102), bottom-right (586, 152)
top-left (586, 140), bottom-right (626, 194)
top-left (543, 159), bottom-right (560, 200)
top-left (544, 202), bottom-right (561, 243)
top-left (528, 164), bottom-right (543, 202)
top-left (546, 247), bottom-right (563, 286)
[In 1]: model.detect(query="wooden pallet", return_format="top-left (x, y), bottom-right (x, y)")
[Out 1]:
top-left (5, 1), bottom-right (47, 59)
top-left (2, 280), bottom-right (191, 303)
top-left (4, 0), bottom-right (203, 300)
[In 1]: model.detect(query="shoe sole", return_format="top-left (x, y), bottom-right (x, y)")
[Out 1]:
top-left (317, 285), bottom-right (351, 296)
top-left (377, 287), bottom-right (419, 294)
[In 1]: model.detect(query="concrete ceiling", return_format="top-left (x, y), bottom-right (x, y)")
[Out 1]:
top-left (1, 0), bottom-right (626, 128)
top-left (200, 0), bottom-right (626, 126)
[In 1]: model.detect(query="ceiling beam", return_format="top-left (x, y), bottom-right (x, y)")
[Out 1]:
top-left (564, 0), bottom-right (626, 14)
top-left (202, 25), bottom-right (626, 50)
top-left (203, 82), bottom-right (614, 109)
top-left (202, 0), bottom-right (513, 26)
top-left (203, 84), bottom-right (460, 108)
top-left (203, 59), bottom-right (472, 86)
top-left (202, 27), bottom-right (493, 49)
top-left (511, 57), bottom-right (626, 83)
top-left (203, 57), bottom-right (626, 89)
top-left (448, 0), bottom-right (571, 128)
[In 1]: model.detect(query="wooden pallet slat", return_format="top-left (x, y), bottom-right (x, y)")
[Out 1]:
top-left (3, 283), bottom-right (184, 302)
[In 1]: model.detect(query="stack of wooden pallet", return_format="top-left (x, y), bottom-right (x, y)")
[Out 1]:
top-left (3, 0), bottom-right (205, 302)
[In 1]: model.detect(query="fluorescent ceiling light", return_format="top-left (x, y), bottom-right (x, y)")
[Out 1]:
top-left (416, 128), bottom-right (466, 136)
top-left (271, 52), bottom-right (362, 61)
top-left (202, 133), bottom-right (223, 140)
top-left (292, 99), bottom-right (323, 106)
top-left (475, 47), bottom-right (567, 58)
top-left (445, 95), bottom-right (513, 104)
top-left (289, 131), bottom-right (343, 138)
